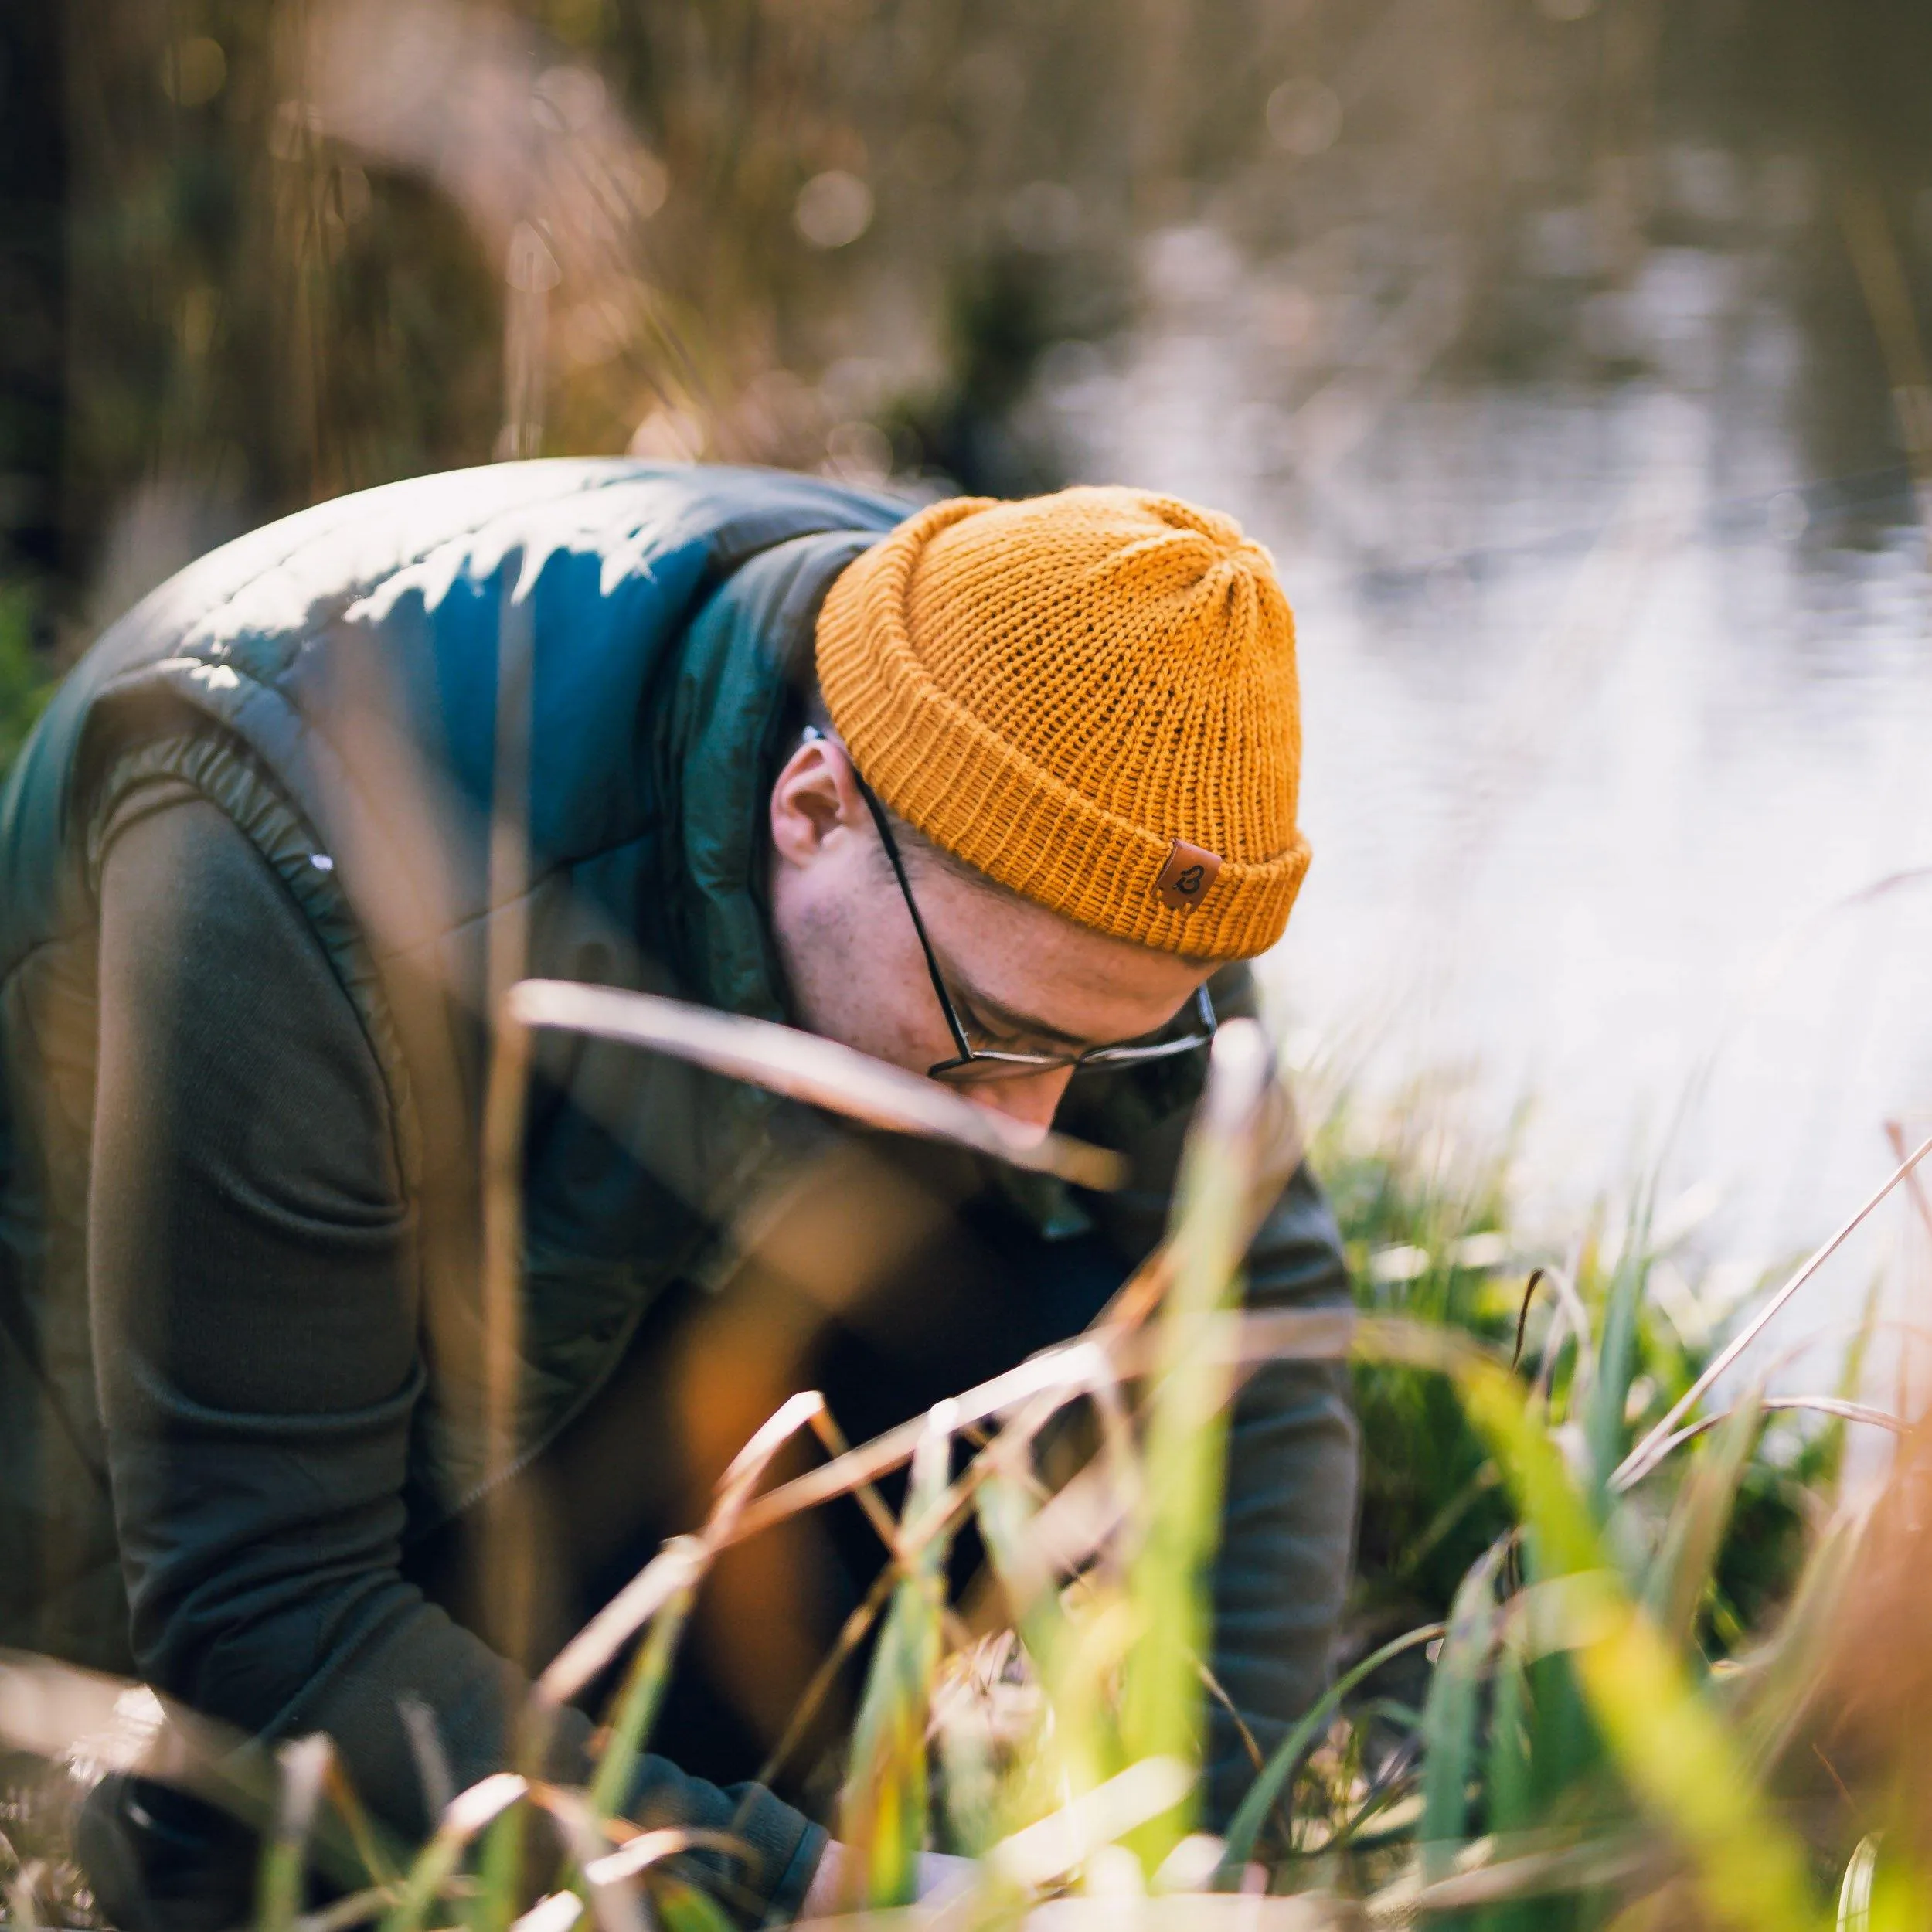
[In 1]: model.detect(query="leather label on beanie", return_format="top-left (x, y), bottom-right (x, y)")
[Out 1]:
top-left (1155, 838), bottom-right (1223, 913)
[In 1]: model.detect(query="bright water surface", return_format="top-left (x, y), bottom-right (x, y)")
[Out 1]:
top-left (1047, 214), bottom-right (1932, 1312)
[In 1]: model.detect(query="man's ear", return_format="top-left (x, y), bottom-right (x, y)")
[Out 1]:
top-left (769, 735), bottom-right (869, 868)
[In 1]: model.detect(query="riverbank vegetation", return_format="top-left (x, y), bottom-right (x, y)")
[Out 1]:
top-left (0, 1011), bottom-right (1911, 1930)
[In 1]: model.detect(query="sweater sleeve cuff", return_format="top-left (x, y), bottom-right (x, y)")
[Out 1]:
top-left (759, 1817), bottom-right (829, 1927)
top-left (621, 1750), bottom-right (824, 1927)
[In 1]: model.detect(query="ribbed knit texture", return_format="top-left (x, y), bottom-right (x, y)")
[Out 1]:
top-left (815, 486), bottom-right (1311, 960)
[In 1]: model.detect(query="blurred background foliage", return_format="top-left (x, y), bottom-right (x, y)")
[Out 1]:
top-left (8, 0), bottom-right (1932, 682)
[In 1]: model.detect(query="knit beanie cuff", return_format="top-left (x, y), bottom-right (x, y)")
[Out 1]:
top-left (815, 498), bottom-right (1311, 961)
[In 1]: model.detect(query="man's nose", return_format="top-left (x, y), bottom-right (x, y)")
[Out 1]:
top-left (959, 1068), bottom-right (1074, 1140)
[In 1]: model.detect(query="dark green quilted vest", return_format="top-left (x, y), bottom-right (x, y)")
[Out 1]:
top-left (0, 461), bottom-right (906, 1671)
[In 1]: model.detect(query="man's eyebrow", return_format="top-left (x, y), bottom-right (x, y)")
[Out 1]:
top-left (949, 975), bottom-right (1092, 1051)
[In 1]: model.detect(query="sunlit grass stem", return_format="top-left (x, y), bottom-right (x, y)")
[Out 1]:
top-left (1119, 1019), bottom-right (1273, 1870)
top-left (838, 1401), bottom-right (958, 1907)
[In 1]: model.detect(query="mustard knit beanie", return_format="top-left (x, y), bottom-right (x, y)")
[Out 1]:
top-left (815, 485), bottom-right (1311, 961)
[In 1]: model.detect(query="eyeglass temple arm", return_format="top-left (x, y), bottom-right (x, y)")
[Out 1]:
top-left (811, 730), bottom-right (976, 1063)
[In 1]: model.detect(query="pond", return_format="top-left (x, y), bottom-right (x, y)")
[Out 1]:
top-left (1041, 179), bottom-right (1932, 1298)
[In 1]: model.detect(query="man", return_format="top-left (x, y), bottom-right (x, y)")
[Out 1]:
top-left (0, 462), bottom-right (1358, 1925)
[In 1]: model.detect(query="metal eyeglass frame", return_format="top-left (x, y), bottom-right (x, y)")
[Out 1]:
top-left (800, 727), bottom-right (1219, 1083)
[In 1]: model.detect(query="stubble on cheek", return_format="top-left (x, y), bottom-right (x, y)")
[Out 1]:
top-left (794, 891), bottom-right (937, 1073)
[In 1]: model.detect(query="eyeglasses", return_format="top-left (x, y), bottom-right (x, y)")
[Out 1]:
top-left (802, 730), bottom-right (1218, 1084)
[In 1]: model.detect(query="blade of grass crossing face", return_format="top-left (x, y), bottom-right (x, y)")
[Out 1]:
top-left (1454, 1357), bottom-right (1820, 1932)
top-left (1119, 1023), bottom-right (1271, 1870)
top-left (1645, 1383), bottom-right (1765, 1651)
top-left (1420, 1543), bottom-right (1505, 1883)
top-left (838, 1401), bottom-right (957, 1908)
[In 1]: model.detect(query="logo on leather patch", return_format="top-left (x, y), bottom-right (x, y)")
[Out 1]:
top-left (1155, 838), bottom-right (1223, 913)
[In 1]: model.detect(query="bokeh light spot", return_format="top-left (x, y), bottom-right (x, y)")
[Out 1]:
top-left (1265, 77), bottom-right (1342, 157)
top-left (794, 171), bottom-right (874, 250)
top-left (159, 36), bottom-right (226, 109)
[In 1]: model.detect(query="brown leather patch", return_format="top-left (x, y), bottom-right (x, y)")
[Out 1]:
top-left (1155, 838), bottom-right (1223, 913)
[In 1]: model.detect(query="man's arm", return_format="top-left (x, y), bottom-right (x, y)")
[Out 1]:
top-left (87, 797), bottom-right (822, 1922)
top-left (1060, 963), bottom-right (1359, 1828)
top-left (1207, 1156), bottom-right (1359, 1822)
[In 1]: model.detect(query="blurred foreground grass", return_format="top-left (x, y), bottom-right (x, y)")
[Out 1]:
top-left (0, 988), bottom-right (1910, 1930)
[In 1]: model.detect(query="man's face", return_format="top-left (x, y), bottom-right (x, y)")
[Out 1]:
top-left (767, 734), bottom-right (1214, 1136)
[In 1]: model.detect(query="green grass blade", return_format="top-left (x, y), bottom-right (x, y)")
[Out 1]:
top-left (377, 1774), bottom-right (528, 1932)
top-left (1475, 1621), bottom-right (1536, 1932)
top-left (1839, 1834), bottom-right (1879, 1932)
top-left (1216, 1619), bottom-right (1444, 1878)
top-left (838, 1400), bottom-right (957, 1908)
top-left (587, 1546), bottom-right (703, 1818)
top-left (1645, 1381), bottom-right (1765, 1651)
top-left (1455, 1354), bottom-right (1821, 1932)
top-left (974, 1458), bottom-right (1118, 1804)
top-left (1483, 1621), bottom-right (1531, 1838)
top-left (1420, 1542), bottom-right (1507, 1881)
top-left (1120, 1022), bottom-right (1271, 1870)
top-left (1586, 1206), bottom-right (1653, 1502)
top-left (650, 1876), bottom-right (738, 1932)
top-left (468, 1802), bottom-right (525, 1932)
top-left (1522, 1645), bottom-right (1598, 1830)
top-left (259, 1735), bottom-right (334, 1932)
